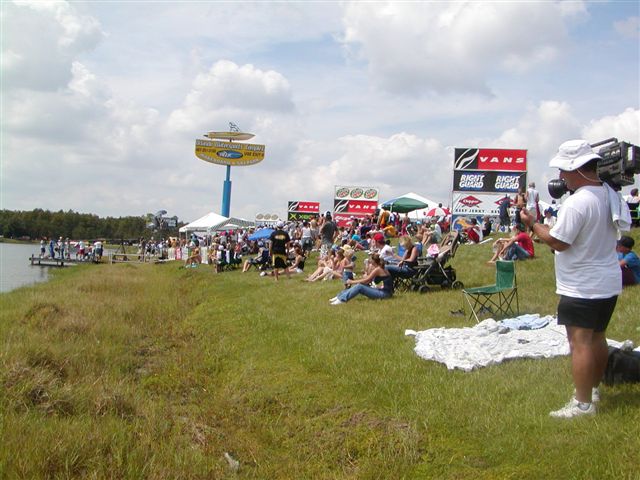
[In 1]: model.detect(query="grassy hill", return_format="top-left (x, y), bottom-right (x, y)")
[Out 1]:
top-left (1, 231), bottom-right (639, 479)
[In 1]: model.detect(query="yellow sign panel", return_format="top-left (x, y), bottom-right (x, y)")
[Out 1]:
top-left (195, 139), bottom-right (265, 166)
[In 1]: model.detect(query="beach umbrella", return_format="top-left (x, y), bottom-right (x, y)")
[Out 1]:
top-left (425, 207), bottom-right (450, 217)
top-left (380, 196), bottom-right (429, 213)
top-left (248, 228), bottom-right (274, 241)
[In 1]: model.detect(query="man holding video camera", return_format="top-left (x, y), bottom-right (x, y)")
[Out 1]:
top-left (520, 140), bottom-right (622, 419)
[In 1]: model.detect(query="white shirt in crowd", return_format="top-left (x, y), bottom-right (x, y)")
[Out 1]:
top-left (526, 187), bottom-right (539, 210)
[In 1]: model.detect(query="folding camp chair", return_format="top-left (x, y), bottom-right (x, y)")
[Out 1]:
top-left (462, 260), bottom-right (519, 322)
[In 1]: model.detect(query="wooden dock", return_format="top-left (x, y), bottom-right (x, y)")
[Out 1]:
top-left (29, 255), bottom-right (97, 267)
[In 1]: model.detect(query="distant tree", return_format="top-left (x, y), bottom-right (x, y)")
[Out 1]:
top-left (0, 209), bottom-right (168, 241)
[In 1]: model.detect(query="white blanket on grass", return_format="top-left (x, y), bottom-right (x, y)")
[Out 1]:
top-left (405, 315), bottom-right (568, 372)
top-left (405, 315), bottom-right (639, 372)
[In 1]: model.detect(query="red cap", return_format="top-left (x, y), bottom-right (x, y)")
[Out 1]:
top-left (373, 233), bottom-right (385, 243)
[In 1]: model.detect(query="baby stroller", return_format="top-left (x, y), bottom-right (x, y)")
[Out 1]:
top-left (405, 231), bottom-right (463, 293)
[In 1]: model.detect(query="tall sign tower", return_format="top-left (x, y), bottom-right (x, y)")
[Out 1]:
top-left (195, 123), bottom-right (265, 217)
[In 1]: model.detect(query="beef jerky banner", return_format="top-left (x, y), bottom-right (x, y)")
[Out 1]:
top-left (452, 192), bottom-right (511, 216)
top-left (287, 201), bottom-right (319, 221)
top-left (453, 171), bottom-right (526, 193)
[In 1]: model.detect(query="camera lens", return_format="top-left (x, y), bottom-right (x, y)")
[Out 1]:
top-left (548, 178), bottom-right (569, 199)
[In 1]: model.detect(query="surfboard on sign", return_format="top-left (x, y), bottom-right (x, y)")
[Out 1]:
top-left (205, 131), bottom-right (255, 141)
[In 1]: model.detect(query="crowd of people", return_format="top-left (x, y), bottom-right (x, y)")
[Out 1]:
top-left (39, 236), bottom-right (104, 261)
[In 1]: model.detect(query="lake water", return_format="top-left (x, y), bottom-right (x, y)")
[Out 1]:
top-left (0, 243), bottom-right (53, 293)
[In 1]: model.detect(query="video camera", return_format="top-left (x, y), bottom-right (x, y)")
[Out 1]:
top-left (548, 138), bottom-right (640, 199)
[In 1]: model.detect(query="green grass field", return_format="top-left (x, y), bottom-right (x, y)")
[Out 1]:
top-left (1, 231), bottom-right (639, 479)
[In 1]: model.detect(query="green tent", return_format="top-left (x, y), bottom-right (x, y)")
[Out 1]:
top-left (380, 196), bottom-right (429, 213)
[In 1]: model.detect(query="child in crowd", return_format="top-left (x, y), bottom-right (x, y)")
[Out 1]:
top-left (617, 236), bottom-right (640, 286)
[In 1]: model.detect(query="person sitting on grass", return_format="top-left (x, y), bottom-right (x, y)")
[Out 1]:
top-left (329, 253), bottom-right (393, 305)
top-left (482, 216), bottom-right (492, 238)
top-left (617, 236), bottom-right (640, 286)
top-left (464, 218), bottom-right (482, 243)
top-left (420, 217), bottom-right (442, 248)
top-left (184, 245), bottom-right (201, 268)
top-left (487, 223), bottom-right (534, 263)
top-left (311, 248), bottom-right (346, 282)
top-left (386, 236), bottom-right (419, 279)
top-left (339, 245), bottom-right (356, 286)
top-left (543, 207), bottom-right (557, 229)
top-left (242, 242), bottom-right (269, 272)
top-left (286, 244), bottom-right (307, 274)
top-left (304, 249), bottom-right (336, 282)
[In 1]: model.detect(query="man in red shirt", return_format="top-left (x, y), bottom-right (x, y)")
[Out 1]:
top-left (503, 223), bottom-right (534, 260)
top-left (487, 223), bottom-right (534, 263)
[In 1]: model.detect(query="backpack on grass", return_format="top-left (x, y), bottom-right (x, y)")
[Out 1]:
top-left (603, 347), bottom-right (640, 385)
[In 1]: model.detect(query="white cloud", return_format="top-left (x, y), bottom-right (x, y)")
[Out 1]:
top-left (582, 108), bottom-right (640, 145)
top-left (1, 1), bottom-right (103, 91)
top-left (341, 2), bottom-right (577, 95)
top-left (614, 16), bottom-right (640, 39)
top-left (167, 60), bottom-right (295, 134)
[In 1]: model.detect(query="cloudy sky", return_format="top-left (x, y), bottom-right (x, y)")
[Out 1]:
top-left (2, 1), bottom-right (639, 223)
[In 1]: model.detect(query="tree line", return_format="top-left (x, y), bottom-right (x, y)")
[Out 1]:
top-left (0, 209), bottom-right (182, 241)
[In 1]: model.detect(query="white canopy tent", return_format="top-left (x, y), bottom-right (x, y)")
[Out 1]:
top-left (179, 212), bottom-right (228, 234)
top-left (179, 212), bottom-right (255, 234)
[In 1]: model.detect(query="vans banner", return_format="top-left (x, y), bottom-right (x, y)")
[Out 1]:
top-left (454, 148), bottom-right (527, 172)
top-left (287, 201), bottom-right (320, 213)
top-left (334, 199), bottom-right (378, 215)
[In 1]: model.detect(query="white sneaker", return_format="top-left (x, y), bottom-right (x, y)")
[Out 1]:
top-left (330, 299), bottom-right (345, 305)
top-left (572, 387), bottom-right (600, 403)
top-left (260, 271), bottom-right (267, 277)
top-left (329, 297), bottom-right (338, 302)
top-left (549, 398), bottom-right (596, 419)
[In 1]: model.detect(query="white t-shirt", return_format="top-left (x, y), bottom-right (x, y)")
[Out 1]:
top-left (543, 216), bottom-right (556, 229)
top-left (549, 185), bottom-right (621, 299)
top-left (378, 244), bottom-right (396, 263)
top-left (526, 187), bottom-right (539, 210)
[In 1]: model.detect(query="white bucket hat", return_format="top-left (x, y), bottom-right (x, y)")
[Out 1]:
top-left (549, 139), bottom-right (601, 171)
top-left (276, 220), bottom-right (285, 228)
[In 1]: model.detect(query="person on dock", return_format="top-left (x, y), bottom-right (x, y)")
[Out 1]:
top-left (48, 238), bottom-right (55, 259)
top-left (94, 240), bottom-right (104, 261)
top-left (57, 237), bottom-right (65, 259)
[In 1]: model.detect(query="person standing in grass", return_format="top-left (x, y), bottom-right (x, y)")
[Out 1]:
top-left (520, 140), bottom-right (627, 419)
top-left (329, 253), bottom-right (393, 305)
top-left (268, 221), bottom-right (291, 281)
top-left (498, 195), bottom-right (511, 232)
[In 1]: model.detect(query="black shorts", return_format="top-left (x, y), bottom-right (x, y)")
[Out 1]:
top-left (557, 295), bottom-right (618, 332)
top-left (272, 254), bottom-right (288, 269)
